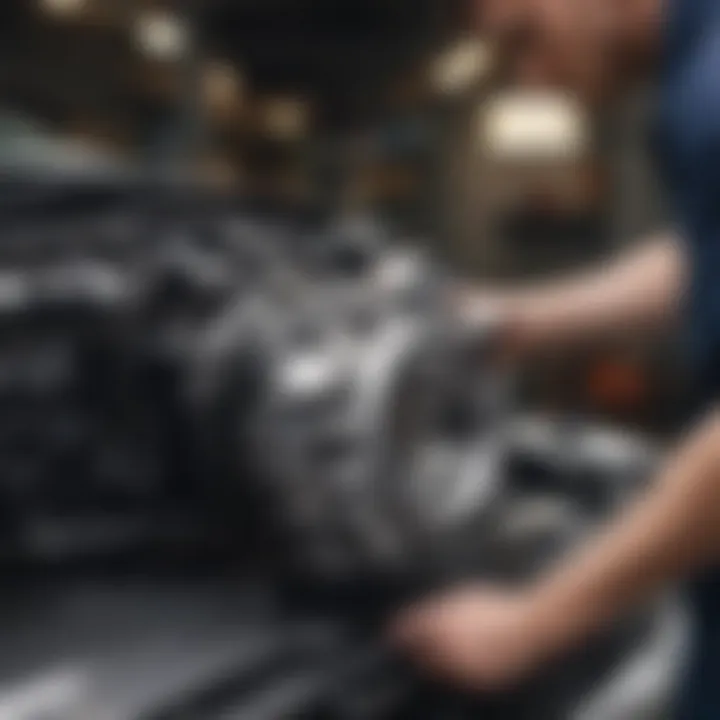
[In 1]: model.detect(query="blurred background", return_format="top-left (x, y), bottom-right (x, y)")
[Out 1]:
top-left (0, 0), bottom-right (680, 432)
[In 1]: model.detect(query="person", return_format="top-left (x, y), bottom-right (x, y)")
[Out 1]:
top-left (389, 1), bottom-right (720, 718)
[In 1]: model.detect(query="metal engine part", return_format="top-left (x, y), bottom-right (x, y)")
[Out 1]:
top-left (203, 242), bottom-right (505, 579)
top-left (0, 177), bottom-right (296, 559)
top-left (187, 235), bottom-right (689, 720)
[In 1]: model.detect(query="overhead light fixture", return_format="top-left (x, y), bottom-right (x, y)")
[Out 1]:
top-left (432, 39), bottom-right (492, 95)
top-left (203, 61), bottom-right (244, 116)
top-left (262, 98), bottom-right (309, 141)
top-left (134, 10), bottom-right (189, 61)
top-left (40, 0), bottom-right (88, 16)
top-left (480, 91), bottom-right (590, 161)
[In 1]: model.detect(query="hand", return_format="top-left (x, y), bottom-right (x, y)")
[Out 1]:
top-left (452, 285), bottom-right (526, 362)
top-left (388, 585), bottom-right (547, 692)
top-left (453, 285), bottom-right (512, 330)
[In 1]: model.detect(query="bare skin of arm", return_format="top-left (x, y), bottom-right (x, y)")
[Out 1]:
top-left (528, 409), bottom-right (720, 660)
top-left (392, 407), bottom-right (720, 692)
top-left (462, 233), bottom-right (686, 355)
top-left (390, 233), bottom-right (708, 690)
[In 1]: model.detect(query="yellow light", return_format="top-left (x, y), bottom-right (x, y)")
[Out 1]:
top-left (134, 11), bottom-right (189, 61)
top-left (262, 98), bottom-right (309, 141)
top-left (432, 39), bottom-right (492, 94)
top-left (203, 62), bottom-right (244, 115)
top-left (480, 91), bottom-right (590, 161)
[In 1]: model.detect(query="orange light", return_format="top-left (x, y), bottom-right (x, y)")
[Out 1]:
top-left (588, 359), bottom-right (648, 412)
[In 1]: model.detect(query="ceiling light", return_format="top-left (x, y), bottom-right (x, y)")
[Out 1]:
top-left (480, 91), bottom-right (590, 161)
top-left (134, 11), bottom-right (189, 61)
top-left (203, 62), bottom-right (244, 114)
top-left (262, 98), bottom-right (309, 141)
top-left (432, 39), bottom-right (492, 95)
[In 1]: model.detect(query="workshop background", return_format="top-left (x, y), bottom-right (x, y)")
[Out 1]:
top-left (0, 0), bottom-right (681, 432)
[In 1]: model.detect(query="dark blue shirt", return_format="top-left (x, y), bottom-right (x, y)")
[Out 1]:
top-left (659, 2), bottom-right (720, 717)
top-left (659, 0), bottom-right (720, 390)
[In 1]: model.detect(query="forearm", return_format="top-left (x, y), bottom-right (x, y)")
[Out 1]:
top-left (475, 232), bottom-right (686, 354)
top-left (528, 411), bottom-right (720, 660)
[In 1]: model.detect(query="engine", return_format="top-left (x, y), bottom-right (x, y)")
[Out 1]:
top-left (0, 179), bottom-right (689, 719)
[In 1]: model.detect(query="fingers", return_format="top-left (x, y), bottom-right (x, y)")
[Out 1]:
top-left (389, 600), bottom-right (462, 674)
top-left (388, 587), bottom-right (473, 647)
top-left (389, 616), bottom-right (451, 681)
top-left (388, 602), bottom-right (433, 648)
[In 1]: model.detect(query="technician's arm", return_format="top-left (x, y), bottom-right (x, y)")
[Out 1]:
top-left (391, 408), bottom-right (720, 690)
top-left (527, 409), bottom-right (720, 663)
top-left (463, 233), bottom-right (686, 355)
